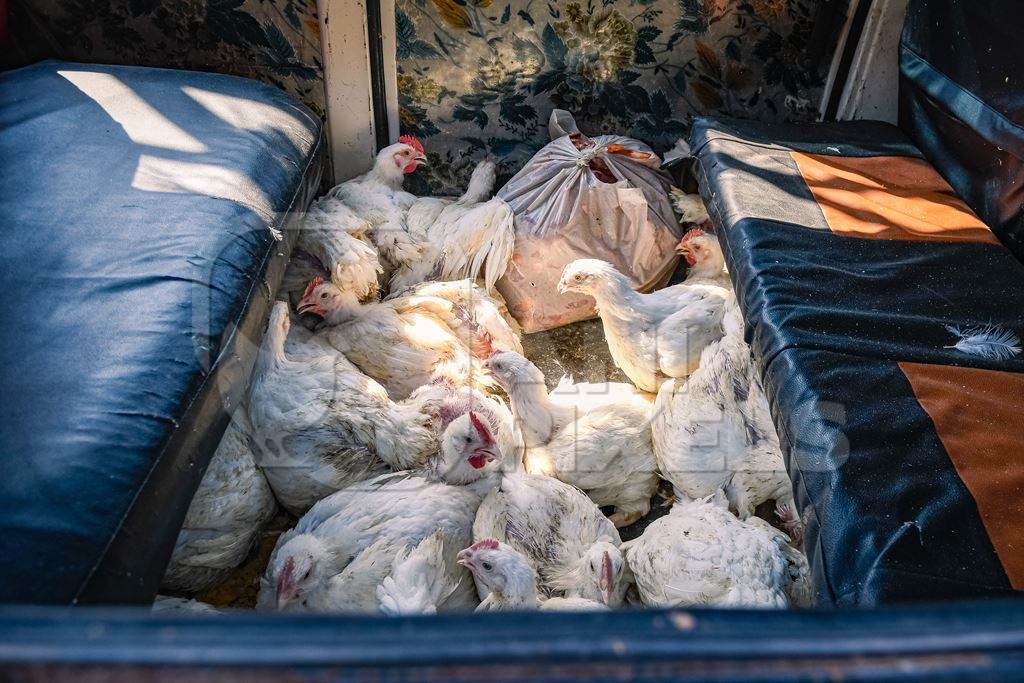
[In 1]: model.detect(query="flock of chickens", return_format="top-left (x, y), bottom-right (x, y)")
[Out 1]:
top-left (157, 136), bottom-right (811, 616)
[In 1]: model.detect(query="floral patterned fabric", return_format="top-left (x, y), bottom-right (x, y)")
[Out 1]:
top-left (9, 0), bottom-right (831, 196)
top-left (397, 0), bottom-right (830, 194)
top-left (7, 0), bottom-right (325, 118)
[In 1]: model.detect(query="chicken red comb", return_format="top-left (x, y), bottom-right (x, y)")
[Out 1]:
top-left (469, 411), bottom-right (494, 444)
top-left (680, 228), bottom-right (706, 243)
top-left (470, 539), bottom-right (500, 551)
top-left (398, 135), bottom-right (424, 155)
top-left (302, 277), bottom-right (324, 300)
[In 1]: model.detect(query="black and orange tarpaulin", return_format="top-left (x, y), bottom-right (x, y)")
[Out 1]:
top-left (693, 115), bottom-right (1024, 606)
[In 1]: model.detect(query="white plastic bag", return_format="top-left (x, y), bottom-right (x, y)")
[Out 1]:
top-left (495, 110), bottom-right (682, 332)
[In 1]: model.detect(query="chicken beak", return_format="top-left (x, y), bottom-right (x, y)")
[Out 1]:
top-left (297, 300), bottom-right (325, 317)
top-left (556, 279), bottom-right (569, 294)
top-left (276, 569), bottom-right (298, 610)
top-left (415, 154), bottom-right (428, 164)
top-left (277, 591), bottom-right (295, 610)
top-left (676, 243), bottom-right (697, 266)
top-left (456, 549), bottom-right (473, 569)
top-left (599, 551), bottom-right (614, 605)
top-left (475, 446), bottom-right (499, 464)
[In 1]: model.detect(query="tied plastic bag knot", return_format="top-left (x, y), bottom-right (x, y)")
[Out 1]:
top-left (575, 148), bottom-right (600, 166)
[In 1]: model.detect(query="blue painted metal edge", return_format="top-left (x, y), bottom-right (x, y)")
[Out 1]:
top-left (1, 600), bottom-right (1023, 671)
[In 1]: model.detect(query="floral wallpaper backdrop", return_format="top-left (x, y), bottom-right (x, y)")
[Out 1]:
top-left (397, 0), bottom-right (831, 194)
top-left (9, 0), bottom-right (833, 195)
top-left (8, 0), bottom-right (326, 118)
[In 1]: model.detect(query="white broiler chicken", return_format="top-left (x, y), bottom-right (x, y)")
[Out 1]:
top-left (279, 198), bottom-right (382, 308)
top-left (483, 351), bottom-right (657, 527)
top-left (669, 187), bottom-right (711, 226)
top-left (457, 540), bottom-right (608, 612)
top-left (386, 279), bottom-right (523, 356)
top-left (257, 413), bottom-right (506, 613)
top-left (390, 158), bottom-right (516, 293)
top-left (473, 473), bottom-right (629, 607)
top-left (651, 302), bottom-right (802, 543)
top-left (161, 408), bottom-right (277, 593)
top-left (403, 157), bottom-right (497, 239)
top-left (622, 494), bottom-right (810, 609)
top-left (557, 259), bottom-right (731, 392)
top-left (298, 278), bottom-right (489, 400)
top-left (322, 136), bottom-right (426, 275)
top-left (674, 227), bottom-right (730, 288)
top-left (248, 302), bottom-right (440, 514)
top-left (409, 379), bottom-right (522, 470)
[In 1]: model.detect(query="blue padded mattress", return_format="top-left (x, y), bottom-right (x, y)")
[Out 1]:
top-left (0, 61), bottom-right (324, 603)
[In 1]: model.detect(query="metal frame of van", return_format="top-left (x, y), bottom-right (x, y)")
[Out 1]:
top-left (2, 601), bottom-right (1024, 681)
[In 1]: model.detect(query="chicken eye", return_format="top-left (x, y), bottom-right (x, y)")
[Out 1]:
top-left (320, 292), bottom-right (327, 299)
top-left (574, 274), bottom-right (583, 281)
top-left (481, 562), bottom-right (493, 571)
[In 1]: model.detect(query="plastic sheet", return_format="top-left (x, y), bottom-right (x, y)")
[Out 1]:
top-left (496, 110), bottom-right (682, 332)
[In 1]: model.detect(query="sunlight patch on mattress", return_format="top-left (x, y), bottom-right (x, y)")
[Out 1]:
top-left (58, 70), bottom-right (208, 154)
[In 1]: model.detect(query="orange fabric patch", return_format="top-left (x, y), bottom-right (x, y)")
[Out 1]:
top-left (791, 152), bottom-right (998, 244)
top-left (899, 361), bottom-right (1024, 588)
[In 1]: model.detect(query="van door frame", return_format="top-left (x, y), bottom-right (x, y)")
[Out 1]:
top-left (316, 0), bottom-right (400, 183)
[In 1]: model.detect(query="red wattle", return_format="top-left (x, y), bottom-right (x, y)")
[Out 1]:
top-left (684, 254), bottom-right (697, 266)
top-left (468, 454), bottom-right (487, 469)
top-left (403, 162), bottom-right (419, 174)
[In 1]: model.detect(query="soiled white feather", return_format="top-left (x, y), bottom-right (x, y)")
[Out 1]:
top-left (945, 324), bottom-right (1021, 360)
